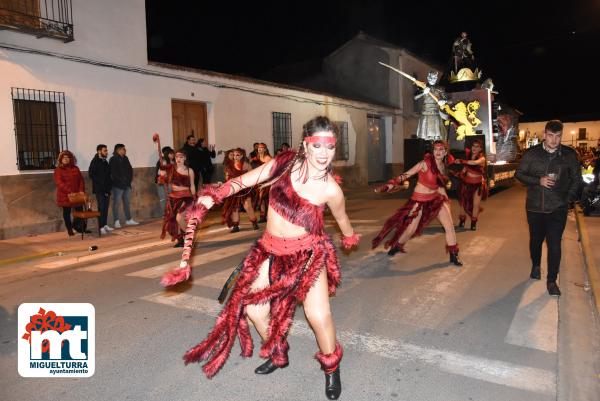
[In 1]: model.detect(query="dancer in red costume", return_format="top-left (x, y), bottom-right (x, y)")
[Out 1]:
top-left (251, 143), bottom-right (272, 223)
top-left (159, 150), bottom-right (196, 247)
top-left (455, 139), bottom-right (487, 230)
top-left (372, 140), bottom-right (463, 266)
top-left (222, 148), bottom-right (259, 232)
top-left (187, 116), bottom-right (358, 400)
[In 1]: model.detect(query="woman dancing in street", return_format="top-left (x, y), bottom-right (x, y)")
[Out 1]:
top-left (185, 116), bottom-right (358, 399)
top-left (251, 143), bottom-right (273, 223)
top-left (222, 148), bottom-right (259, 232)
top-left (455, 139), bottom-right (487, 230)
top-left (159, 150), bottom-right (196, 247)
top-left (372, 140), bottom-right (462, 266)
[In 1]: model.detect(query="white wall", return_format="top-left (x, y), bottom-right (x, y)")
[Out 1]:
top-left (0, 48), bottom-right (397, 175)
top-left (0, 0), bottom-right (148, 67)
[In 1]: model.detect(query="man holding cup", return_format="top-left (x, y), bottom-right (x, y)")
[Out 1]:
top-left (515, 120), bottom-right (582, 296)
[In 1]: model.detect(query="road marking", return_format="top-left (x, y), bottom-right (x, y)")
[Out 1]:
top-left (126, 242), bottom-right (253, 279)
top-left (141, 292), bottom-right (556, 395)
top-left (35, 240), bottom-right (171, 269)
top-left (505, 279), bottom-right (558, 353)
top-left (78, 247), bottom-right (181, 272)
top-left (381, 235), bottom-right (506, 329)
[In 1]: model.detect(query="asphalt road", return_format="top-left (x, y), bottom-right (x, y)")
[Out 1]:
top-left (1, 185), bottom-right (598, 401)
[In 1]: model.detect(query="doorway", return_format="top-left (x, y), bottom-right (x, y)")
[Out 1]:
top-left (367, 115), bottom-right (386, 182)
top-left (171, 100), bottom-right (208, 150)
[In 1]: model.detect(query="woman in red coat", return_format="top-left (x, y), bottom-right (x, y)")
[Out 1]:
top-left (53, 150), bottom-right (86, 236)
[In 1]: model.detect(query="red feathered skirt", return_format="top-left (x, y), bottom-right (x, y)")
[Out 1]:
top-left (184, 230), bottom-right (341, 378)
top-left (372, 191), bottom-right (448, 249)
top-left (222, 192), bottom-right (252, 227)
top-left (161, 189), bottom-right (194, 241)
top-left (458, 175), bottom-right (488, 219)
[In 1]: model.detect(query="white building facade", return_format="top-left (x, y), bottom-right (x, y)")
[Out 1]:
top-left (0, 0), bottom-right (404, 238)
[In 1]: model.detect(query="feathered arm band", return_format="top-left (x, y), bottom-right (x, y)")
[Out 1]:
top-left (341, 233), bottom-right (360, 250)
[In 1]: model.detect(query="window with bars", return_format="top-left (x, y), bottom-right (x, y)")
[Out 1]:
top-left (334, 121), bottom-right (349, 161)
top-left (272, 112), bottom-right (292, 153)
top-left (11, 88), bottom-right (68, 170)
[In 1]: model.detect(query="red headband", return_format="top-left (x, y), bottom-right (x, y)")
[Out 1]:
top-left (304, 136), bottom-right (337, 144)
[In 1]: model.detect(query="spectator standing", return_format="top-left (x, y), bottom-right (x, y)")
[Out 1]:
top-left (109, 143), bottom-right (139, 228)
top-left (89, 144), bottom-right (113, 235)
top-left (515, 120), bottom-right (581, 296)
top-left (155, 146), bottom-right (175, 212)
top-left (248, 142), bottom-right (259, 161)
top-left (53, 150), bottom-right (88, 236)
top-left (197, 138), bottom-right (216, 184)
top-left (182, 135), bottom-right (203, 189)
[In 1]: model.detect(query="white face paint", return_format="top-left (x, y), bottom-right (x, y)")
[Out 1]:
top-left (433, 145), bottom-right (447, 161)
top-left (304, 131), bottom-right (336, 172)
top-left (427, 72), bottom-right (438, 86)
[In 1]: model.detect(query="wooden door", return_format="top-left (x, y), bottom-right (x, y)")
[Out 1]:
top-left (171, 100), bottom-right (207, 150)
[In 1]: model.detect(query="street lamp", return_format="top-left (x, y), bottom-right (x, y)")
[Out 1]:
top-left (570, 130), bottom-right (576, 146)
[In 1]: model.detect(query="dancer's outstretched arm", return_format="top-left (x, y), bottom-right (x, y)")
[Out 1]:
top-left (197, 158), bottom-right (277, 209)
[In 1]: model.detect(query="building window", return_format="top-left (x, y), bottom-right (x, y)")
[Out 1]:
top-left (0, 0), bottom-right (74, 42)
top-left (578, 128), bottom-right (587, 141)
top-left (11, 87), bottom-right (68, 170)
top-left (334, 121), bottom-right (349, 161)
top-left (272, 112), bottom-right (291, 153)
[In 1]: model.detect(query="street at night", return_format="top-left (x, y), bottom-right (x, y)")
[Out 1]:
top-left (1, 185), bottom-right (599, 400)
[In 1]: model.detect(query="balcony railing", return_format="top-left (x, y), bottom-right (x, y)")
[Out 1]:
top-left (0, 0), bottom-right (73, 42)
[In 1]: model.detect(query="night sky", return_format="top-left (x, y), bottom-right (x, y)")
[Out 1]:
top-left (146, 0), bottom-right (600, 122)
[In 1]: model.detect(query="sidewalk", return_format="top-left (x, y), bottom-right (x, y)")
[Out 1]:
top-left (0, 209), bottom-right (226, 279)
top-left (0, 185), bottom-right (382, 279)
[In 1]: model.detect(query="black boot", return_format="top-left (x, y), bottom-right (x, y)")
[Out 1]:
top-left (530, 265), bottom-right (541, 280)
top-left (251, 219), bottom-right (259, 230)
top-left (470, 219), bottom-right (477, 231)
top-left (387, 243), bottom-right (405, 256)
top-left (325, 368), bottom-right (341, 400)
top-left (458, 215), bottom-right (466, 228)
top-left (450, 252), bottom-right (463, 266)
top-left (254, 359), bottom-right (279, 375)
top-left (230, 224), bottom-right (240, 233)
top-left (173, 238), bottom-right (184, 248)
top-left (447, 245), bottom-right (463, 266)
top-left (65, 221), bottom-right (75, 236)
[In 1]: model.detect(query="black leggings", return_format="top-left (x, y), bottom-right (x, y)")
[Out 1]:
top-left (62, 206), bottom-right (84, 231)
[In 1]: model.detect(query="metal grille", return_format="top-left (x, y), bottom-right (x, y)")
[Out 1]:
top-left (11, 87), bottom-right (68, 170)
top-left (272, 112), bottom-right (292, 152)
top-left (334, 121), bottom-right (349, 161)
top-left (0, 0), bottom-right (74, 42)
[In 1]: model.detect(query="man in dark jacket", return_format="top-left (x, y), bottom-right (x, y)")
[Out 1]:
top-left (109, 143), bottom-right (138, 228)
top-left (515, 120), bottom-right (582, 296)
top-left (197, 138), bottom-right (216, 184)
top-left (88, 144), bottom-right (112, 234)
top-left (182, 135), bottom-right (203, 189)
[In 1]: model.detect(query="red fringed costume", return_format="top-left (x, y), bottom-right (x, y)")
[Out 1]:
top-left (458, 164), bottom-right (488, 219)
top-left (184, 151), bottom-right (343, 378)
top-left (222, 161), bottom-right (251, 227)
top-left (161, 166), bottom-right (194, 241)
top-left (372, 154), bottom-right (449, 250)
top-left (251, 158), bottom-right (270, 220)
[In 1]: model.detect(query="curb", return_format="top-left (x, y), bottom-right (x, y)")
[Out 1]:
top-left (574, 205), bottom-right (600, 317)
top-left (0, 251), bottom-right (58, 266)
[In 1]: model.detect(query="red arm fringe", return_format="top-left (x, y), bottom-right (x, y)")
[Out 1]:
top-left (341, 233), bottom-right (360, 250)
